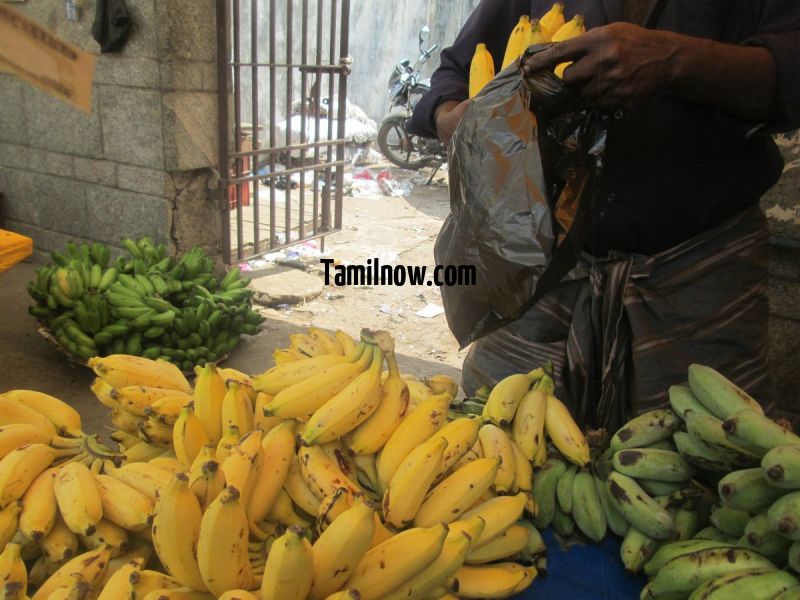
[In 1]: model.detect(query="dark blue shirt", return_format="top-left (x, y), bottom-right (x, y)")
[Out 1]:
top-left (409, 0), bottom-right (800, 255)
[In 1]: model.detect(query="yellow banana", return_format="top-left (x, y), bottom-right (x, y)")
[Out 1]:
top-left (246, 420), bottom-right (296, 527)
top-left (302, 346), bottom-right (384, 445)
top-left (110, 408), bottom-right (144, 435)
top-left (383, 530), bottom-right (472, 600)
top-left (149, 455), bottom-right (184, 474)
top-left (259, 526), bottom-right (314, 600)
top-left (335, 330), bottom-right (358, 355)
top-left (383, 436), bottom-right (447, 528)
top-left (192, 364), bottom-right (227, 446)
top-left (283, 454), bottom-right (322, 515)
top-left (127, 569), bottom-right (183, 597)
top-left (414, 458), bottom-right (501, 527)
top-left (152, 472), bottom-right (207, 592)
top-left (0, 442), bottom-right (56, 508)
top-left (188, 445), bottom-right (225, 510)
top-left (215, 590), bottom-right (257, 600)
top-left (469, 43), bottom-right (495, 98)
top-left (315, 487), bottom-right (355, 535)
top-left (552, 14), bottom-right (585, 77)
top-left (447, 515), bottom-right (488, 551)
top-left (346, 346), bottom-right (409, 455)
top-left (125, 441), bottom-right (165, 463)
top-left (478, 424), bottom-right (517, 493)
top-left (173, 403), bottom-right (210, 468)
top-left (426, 374), bottom-right (459, 398)
top-left (145, 394), bottom-right (192, 426)
top-left (466, 523), bottom-right (531, 564)
top-left (454, 562), bottom-right (537, 598)
top-left (512, 380), bottom-right (550, 462)
top-left (110, 386), bottom-right (189, 418)
top-left (0, 543), bottom-right (26, 597)
top-left (107, 462), bottom-right (171, 504)
top-left (53, 461), bottom-right (103, 536)
top-left (95, 559), bottom-right (143, 600)
top-left (524, 20), bottom-right (548, 47)
top-left (272, 348), bottom-right (305, 365)
top-left (197, 486), bottom-right (253, 596)
top-left (461, 492), bottom-right (528, 549)
top-left (40, 513), bottom-right (79, 562)
top-left (19, 466), bottom-right (59, 540)
top-left (217, 367), bottom-right (257, 402)
top-left (93, 474), bottom-right (154, 531)
top-left (253, 393), bottom-right (282, 434)
top-left (309, 499), bottom-right (374, 600)
top-left (376, 392), bottom-right (451, 492)
top-left (0, 424), bottom-right (53, 460)
top-left (222, 380), bottom-right (255, 438)
top-left (265, 344), bottom-right (372, 420)
top-left (254, 352), bottom-right (350, 395)
top-left (78, 518), bottom-right (129, 556)
top-left (429, 416), bottom-right (482, 483)
top-left (345, 523), bottom-right (449, 600)
top-left (220, 429), bottom-right (263, 506)
top-left (289, 332), bottom-right (328, 356)
top-left (139, 416), bottom-right (175, 448)
top-left (308, 326), bottom-right (344, 355)
top-left (482, 371), bottom-right (539, 427)
top-left (324, 591), bottom-right (360, 600)
top-left (267, 487), bottom-right (310, 528)
top-left (319, 440), bottom-right (358, 482)
top-left (298, 444), bottom-right (362, 499)
top-left (0, 396), bottom-right (58, 439)
top-left (352, 453), bottom-right (380, 493)
top-left (1, 390), bottom-right (82, 436)
top-left (511, 439), bottom-right (533, 492)
top-left (88, 355), bottom-right (192, 393)
top-left (33, 545), bottom-right (112, 600)
top-left (90, 377), bottom-right (119, 410)
top-left (544, 393), bottom-right (590, 466)
top-left (0, 500), bottom-right (22, 549)
top-left (501, 15), bottom-right (531, 70)
top-left (95, 540), bottom-right (152, 591)
top-left (453, 439), bottom-right (483, 471)
top-left (539, 2), bottom-right (566, 40)
top-left (405, 379), bottom-right (435, 410)
top-left (215, 424), bottom-right (241, 464)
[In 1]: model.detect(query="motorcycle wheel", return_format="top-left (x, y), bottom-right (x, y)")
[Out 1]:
top-left (377, 114), bottom-right (435, 170)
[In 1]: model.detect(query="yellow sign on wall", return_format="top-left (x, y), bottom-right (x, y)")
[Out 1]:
top-left (0, 3), bottom-right (95, 113)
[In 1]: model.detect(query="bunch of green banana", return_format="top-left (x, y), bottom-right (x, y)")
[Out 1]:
top-left (28, 237), bottom-right (264, 371)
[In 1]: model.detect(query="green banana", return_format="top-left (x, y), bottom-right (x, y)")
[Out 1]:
top-left (571, 468), bottom-right (606, 542)
top-left (768, 491), bottom-right (800, 541)
top-left (638, 479), bottom-right (685, 497)
top-left (605, 472), bottom-right (676, 540)
top-left (669, 384), bottom-right (715, 419)
top-left (610, 409), bottom-right (682, 452)
top-left (674, 506), bottom-right (701, 540)
top-left (718, 468), bottom-right (787, 512)
top-left (643, 539), bottom-right (733, 578)
top-left (763, 445), bottom-right (800, 489)
top-left (620, 526), bottom-right (661, 574)
top-left (687, 364), bottom-right (764, 420)
top-left (788, 540), bottom-right (800, 573)
top-left (775, 588), bottom-right (800, 600)
top-left (689, 569), bottom-right (797, 600)
top-left (644, 547), bottom-right (776, 599)
top-left (674, 431), bottom-right (736, 473)
top-left (594, 474), bottom-right (629, 537)
top-left (694, 526), bottom-right (737, 543)
top-left (551, 504), bottom-right (575, 537)
top-left (709, 505), bottom-right (750, 538)
top-left (612, 449), bottom-right (694, 483)
top-left (739, 512), bottom-right (791, 566)
top-left (684, 411), bottom-right (760, 466)
top-left (722, 410), bottom-right (800, 456)
top-left (532, 455), bottom-right (568, 530)
top-left (556, 465), bottom-right (577, 514)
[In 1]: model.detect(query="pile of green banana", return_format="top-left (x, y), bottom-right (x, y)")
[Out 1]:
top-left (27, 238), bottom-right (264, 371)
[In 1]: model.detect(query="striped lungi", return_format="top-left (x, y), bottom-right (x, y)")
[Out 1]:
top-left (460, 204), bottom-right (771, 432)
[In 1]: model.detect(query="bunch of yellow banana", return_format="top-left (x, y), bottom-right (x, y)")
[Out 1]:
top-left (481, 371), bottom-right (590, 468)
top-left (270, 327), bottom-right (358, 365)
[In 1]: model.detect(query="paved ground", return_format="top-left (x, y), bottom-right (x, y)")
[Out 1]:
top-left (0, 164), bottom-right (466, 435)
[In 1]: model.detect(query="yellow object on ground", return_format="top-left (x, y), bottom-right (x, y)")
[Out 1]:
top-left (0, 230), bottom-right (33, 274)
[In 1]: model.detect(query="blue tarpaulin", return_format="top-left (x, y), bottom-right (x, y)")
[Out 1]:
top-left (513, 529), bottom-right (646, 599)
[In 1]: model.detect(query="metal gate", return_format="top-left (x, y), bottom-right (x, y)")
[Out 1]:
top-left (216, 0), bottom-right (351, 264)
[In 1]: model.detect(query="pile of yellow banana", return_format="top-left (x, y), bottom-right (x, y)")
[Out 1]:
top-left (469, 2), bottom-right (587, 98)
top-left (0, 328), bottom-right (554, 600)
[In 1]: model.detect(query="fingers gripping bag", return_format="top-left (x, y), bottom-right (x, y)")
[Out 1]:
top-left (435, 47), bottom-right (608, 347)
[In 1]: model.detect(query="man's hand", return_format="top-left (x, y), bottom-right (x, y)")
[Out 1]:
top-left (522, 22), bottom-right (679, 109)
top-left (435, 99), bottom-right (471, 145)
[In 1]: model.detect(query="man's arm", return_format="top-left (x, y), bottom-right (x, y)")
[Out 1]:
top-left (521, 23), bottom-right (780, 123)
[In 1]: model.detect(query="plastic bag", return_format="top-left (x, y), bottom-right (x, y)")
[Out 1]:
top-left (435, 47), bottom-right (607, 348)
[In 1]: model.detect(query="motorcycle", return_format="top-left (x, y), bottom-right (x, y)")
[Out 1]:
top-left (377, 26), bottom-right (447, 176)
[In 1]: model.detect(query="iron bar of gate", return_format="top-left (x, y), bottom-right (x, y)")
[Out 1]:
top-left (220, 0), bottom-right (350, 263)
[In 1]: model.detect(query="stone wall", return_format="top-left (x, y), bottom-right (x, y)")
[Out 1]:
top-left (0, 0), bottom-right (222, 259)
top-left (762, 132), bottom-right (800, 423)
